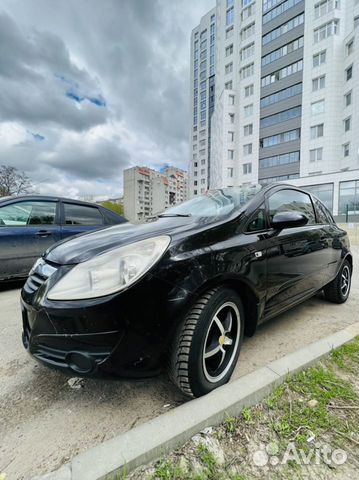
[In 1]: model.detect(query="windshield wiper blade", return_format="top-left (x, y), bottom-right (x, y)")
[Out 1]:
top-left (158, 213), bottom-right (192, 218)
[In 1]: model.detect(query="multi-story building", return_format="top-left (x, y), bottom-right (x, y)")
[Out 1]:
top-left (189, 7), bottom-right (217, 196)
top-left (190, 0), bottom-right (359, 219)
top-left (123, 166), bottom-right (188, 223)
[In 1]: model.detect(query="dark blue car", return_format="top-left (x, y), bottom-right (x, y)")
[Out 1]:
top-left (0, 195), bottom-right (126, 281)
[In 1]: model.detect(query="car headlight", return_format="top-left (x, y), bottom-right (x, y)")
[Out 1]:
top-left (47, 235), bottom-right (171, 300)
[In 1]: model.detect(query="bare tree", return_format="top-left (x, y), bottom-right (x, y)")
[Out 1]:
top-left (0, 165), bottom-right (33, 197)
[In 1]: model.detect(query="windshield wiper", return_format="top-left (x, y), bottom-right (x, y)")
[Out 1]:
top-left (158, 213), bottom-right (192, 218)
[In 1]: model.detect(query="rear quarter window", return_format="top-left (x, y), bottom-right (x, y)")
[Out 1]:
top-left (64, 203), bottom-right (104, 225)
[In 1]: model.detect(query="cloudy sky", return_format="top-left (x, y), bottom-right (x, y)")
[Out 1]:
top-left (0, 0), bottom-right (214, 199)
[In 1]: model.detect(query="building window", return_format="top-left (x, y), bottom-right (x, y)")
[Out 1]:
top-left (262, 13), bottom-right (304, 45)
top-left (229, 113), bottom-right (235, 123)
top-left (314, 0), bottom-right (340, 19)
top-left (241, 3), bottom-right (255, 20)
top-left (260, 106), bottom-right (301, 128)
top-left (311, 100), bottom-right (325, 115)
top-left (225, 44), bottom-right (234, 57)
top-left (244, 104), bottom-right (253, 117)
top-left (240, 62), bottom-right (254, 80)
top-left (346, 65), bottom-right (353, 81)
top-left (260, 174), bottom-right (299, 184)
top-left (261, 128), bottom-right (300, 147)
top-left (344, 117), bottom-right (351, 132)
top-left (261, 36), bottom-right (304, 67)
top-left (345, 91), bottom-right (352, 107)
top-left (343, 143), bottom-right (350, 157)
top-left (263, 0), bottom-right (303, 24)
top-left (313, 50), bottom-right (326, 67)
top-left (201, 159), bottom-right (206, 165)
top-left (240, 43), bottom-right (255, 61)
top-left (225, 80), bottom-right (233, 90)
top-left (228, 94), bottom-right (235, 105)
top-left (226, 6), bottom-right (234, 26)
top-left (261, 83), bottom-right (302, 108)
top-left (261, 60), bottom-right (303, 87)
top-left (259, 151), bottom-right (300, 169)
top-left (312, 75), bottom-right (326, 91)
top-left (243, 143), bottom-right (253, 155)
top-left (225, 62), bottom-right (233, 74)
top-left (310, 124), bottom-right (324, 139)
top-left (314, 20), bottom-right (339, 43)
top-left (244, 84), bottom-right (254, 97)
top-left (226, 25), bottom-right (234, 39)
top-left (310, 147), bottom-right (323, 162)
top-left (241, 22), bottom-right (255, 41)
top-left (243, 163), bottom-right (252, 174)
top-left (347, 39), bottom-right (354, 56)
top-left (339, 180), bottom-right (359, 215)
top-left (228, 131), bottom-right (235, 142)
top-left (228, 149), bottom-right (234, 160)
top-left (227, 167), bottom-right (234, 178)
top-left (244, 124), bottom-right (253, 136)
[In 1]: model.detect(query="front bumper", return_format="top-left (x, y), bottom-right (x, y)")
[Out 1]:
top-left (21, 260), bottom-right (192, 378)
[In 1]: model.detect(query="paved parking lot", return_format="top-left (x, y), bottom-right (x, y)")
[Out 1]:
top-left (1, 247), bottom-right (358, 479)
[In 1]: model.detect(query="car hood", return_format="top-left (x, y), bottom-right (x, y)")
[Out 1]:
top-left (45, 216), bottom-right (203, 265)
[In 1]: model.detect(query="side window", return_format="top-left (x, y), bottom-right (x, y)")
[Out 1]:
top-left (268, 189), bottom-right (316, 225)
top-left (64, 203), bottom-right (103, 226)
top-left (246, 203), bottom-right (267, 232)
top-left (314, 199), bottom-right (332, 224)
top-left (0, 201), bottom-right (56, 226)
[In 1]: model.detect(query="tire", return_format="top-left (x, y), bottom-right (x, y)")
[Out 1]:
top-left (323, 259), bottom-right (352, 304)
top-left (169, 286), bottom-right (244, 398)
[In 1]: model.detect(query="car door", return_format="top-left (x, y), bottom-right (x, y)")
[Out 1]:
top-left (264, 188), bottom-right (330, 319)
top-left (60, 202), bottom-right (105, 240)
top-left (0, 200), bottom-right (61, 280)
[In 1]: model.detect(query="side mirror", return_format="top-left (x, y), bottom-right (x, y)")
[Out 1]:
top-left (271, 211), bottom-right (308, 230)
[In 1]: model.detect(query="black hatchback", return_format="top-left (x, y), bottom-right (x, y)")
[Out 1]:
top-left (21, 184), bottom-right (352, 397)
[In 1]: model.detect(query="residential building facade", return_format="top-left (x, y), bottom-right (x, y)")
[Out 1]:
top-left (189, 7), bottom-right (217, 196)
top-left (123, 166), bottom-right (188, 223)
top-left (190, 0), bottom-right (359, 219)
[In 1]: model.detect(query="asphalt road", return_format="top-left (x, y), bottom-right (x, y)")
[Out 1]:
top-left (1, 247), bottom-right (358, 479)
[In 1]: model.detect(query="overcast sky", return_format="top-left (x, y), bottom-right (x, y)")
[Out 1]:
top-left (0, 0), bottom-right (214, 199)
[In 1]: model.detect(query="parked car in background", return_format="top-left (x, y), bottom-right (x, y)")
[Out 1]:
top-left (0, 195), bottom-right (126, 281)
top-left (21, 184), bottom-right (352, 397)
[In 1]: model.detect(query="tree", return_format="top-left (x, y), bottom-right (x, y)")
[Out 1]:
top-left (0, 165), bottom-right (32, 197)
top-left (100, 200), bottom-right (124, 216)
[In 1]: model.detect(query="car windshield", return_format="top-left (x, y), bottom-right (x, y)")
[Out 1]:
top-left (162, 185), bottom-right (263, 218)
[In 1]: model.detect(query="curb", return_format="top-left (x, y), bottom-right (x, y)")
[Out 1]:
top-left (33, 323), bottom-right (359, 480)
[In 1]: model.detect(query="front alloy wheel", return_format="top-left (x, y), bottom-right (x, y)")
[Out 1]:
top-left (169, 287), bottom-right (244, 398)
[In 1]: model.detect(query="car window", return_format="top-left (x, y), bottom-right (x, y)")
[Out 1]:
top-left (64, 203), bottom-right (103, 225)
top-left (0, 201), bottom-right (56, 226)
top-left (314, 198), bottom-right (333, 224)
top-left (268, 189), bottom-right (316, 225)
top-left (246, 203), bottom-right (267, 232)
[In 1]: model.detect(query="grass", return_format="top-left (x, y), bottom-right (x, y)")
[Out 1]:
top-left (129, 337), bottom-right (359, 480)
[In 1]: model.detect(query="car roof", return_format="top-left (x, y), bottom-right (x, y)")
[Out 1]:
top-left (0, 194), bottom-right (103, 207)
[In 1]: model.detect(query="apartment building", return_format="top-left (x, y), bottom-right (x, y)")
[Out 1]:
top-left (190, 0), bottom-right (359, 218)
top-left (189, 7), bottom-right (217, 197)
top-left (123, 166), bottom-right (188, 223)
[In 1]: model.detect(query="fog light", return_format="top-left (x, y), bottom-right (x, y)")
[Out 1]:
top-left (65, 352), bottom-right (95, 374)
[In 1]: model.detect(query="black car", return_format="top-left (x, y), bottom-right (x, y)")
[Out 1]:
top-left (21, 184), bottom-right (352, 397)
top-left (0, 195), bottom-right (126, 281)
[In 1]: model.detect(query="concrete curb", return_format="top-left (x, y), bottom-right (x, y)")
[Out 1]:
top-left (33, 323), bottom-right (359, 480)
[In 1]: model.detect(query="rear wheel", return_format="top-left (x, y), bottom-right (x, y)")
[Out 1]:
top-left (323, 259), bottom-right (352, 304)
top-left (169, 287), bottom-right (244, 398)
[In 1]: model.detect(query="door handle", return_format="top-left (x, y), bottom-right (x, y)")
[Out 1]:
top-left (35, 230), bottom-right (52, 237)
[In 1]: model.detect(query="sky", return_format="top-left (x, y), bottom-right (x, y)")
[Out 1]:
top-left (0, 0), bottom-right (214, 199)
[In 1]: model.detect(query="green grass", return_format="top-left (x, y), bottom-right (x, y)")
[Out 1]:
top-left (331, 336), bottom-right (359, 373)
top-left (152, 459), bottom-right (184, 480)
top-left (196, 444), bottom-right (218, 478)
